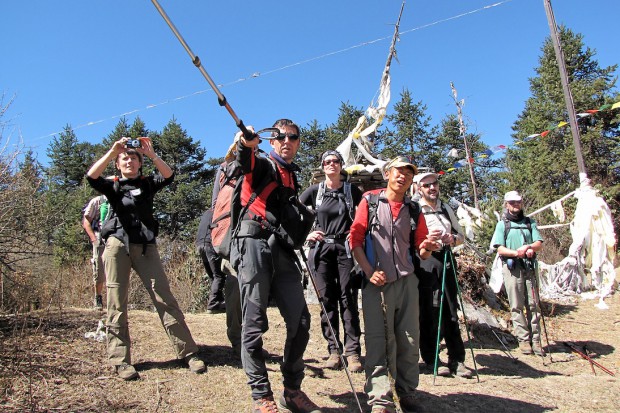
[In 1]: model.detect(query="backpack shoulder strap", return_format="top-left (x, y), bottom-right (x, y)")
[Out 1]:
top-left (503, 216), bottom-right (511, 246)
top-left (315, 181), bottom-right (326, 209)
top-left (365, 192), bottom-right (380, 233)
top-left (343, 182), bottom-right (354, 220)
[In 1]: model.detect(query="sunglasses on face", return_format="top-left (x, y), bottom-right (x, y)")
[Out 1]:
top-left (507, 200), bottom-right (522, 205)
top-left (274, 133), bottom-right (299, 141)
top-left (323, 159), bottom-right (341, 166)
top-left (421, 181), bottom-right (439, 189)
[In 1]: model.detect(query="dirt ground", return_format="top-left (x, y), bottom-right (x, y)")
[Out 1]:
top-left (1, 290), bottom-right (619, 413)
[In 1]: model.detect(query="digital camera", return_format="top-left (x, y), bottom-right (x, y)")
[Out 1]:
top-left (125, 139), bottom-right (142, 149)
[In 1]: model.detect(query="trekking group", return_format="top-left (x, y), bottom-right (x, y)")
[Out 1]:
top-left (83, 120), bottom-right (543, 413)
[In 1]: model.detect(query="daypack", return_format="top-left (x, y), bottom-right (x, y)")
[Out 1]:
top-left (210, 161), bottom-right (243, 256)
top-left (314, 181), bottom-right (355, 221)
top-left (212, 155), bottom-right (315, 258)
top-left (82, 195), bottom-right (110, 233)
top-left (503, 215), bottom-right (532, 246)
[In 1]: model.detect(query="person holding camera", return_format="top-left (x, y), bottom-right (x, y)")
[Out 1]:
top-left (86, 137), bottom-right (205, 380)
top-left (492, 191), bottom-right (544, 355)
top-left (299, 150), bottom-right (363, 373)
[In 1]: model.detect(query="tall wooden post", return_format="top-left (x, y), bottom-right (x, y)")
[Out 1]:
top-left (451, 82), bottom-right (480, 209)
top-left (543, 0), bottom-right (588, 181)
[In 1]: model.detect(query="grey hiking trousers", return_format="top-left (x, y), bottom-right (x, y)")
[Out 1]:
top-left (231, 233), bottom-right (311, 400)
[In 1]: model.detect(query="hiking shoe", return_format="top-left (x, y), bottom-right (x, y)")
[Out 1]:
top-left (437, 363), bottom-right (451, 377)
top-left (254, 396), bottom-right (280, 413)
top-left (519, 341), bottom-right (533, 355)
top-left (324, 353), bottom-right (341, 370)
top-left (278, 388), bottom-right (322, 413)
top-left (346, 354), bottom-right (363, 373)
top-left (452, 362), bottom-right (473, 379)
top-left (115, 363), bottom-right (138, 380)
top-left (95, 295), bottom-right (103, 310)
top-left (399, 395), bottom-right (417, 413)
top-left (531, 341), bottom-right (546, 356)
top-left (184, 354), bottom-right (206, 374)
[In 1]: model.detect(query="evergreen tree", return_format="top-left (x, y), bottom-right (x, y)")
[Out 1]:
top-left (151, 117), bottom-right (212, 239)
top-left (382, 89), bottom-right (437, 166)
top-left (46, 125), bottom-right (96, 190)
top-left (509, 26), bottom-right (619, 232)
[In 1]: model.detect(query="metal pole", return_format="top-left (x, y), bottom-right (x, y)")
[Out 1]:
top-left (150, 0), bottom-right (254, 140)
top-left (450, 83), bottom-right (480, 209)
top-left (543, 0), bottom-right (588, 180)
top-left (298, 249), bottom-right (364, 413)
top-left (448, 248), bottom-right (480, 382)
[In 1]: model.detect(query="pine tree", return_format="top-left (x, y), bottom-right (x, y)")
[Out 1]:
top-left (382, 89), bottom-right (437, 166)
top-left (151, 117), bottom-right (212, 239)
top-left (509, 26), bottom-right (619, 231)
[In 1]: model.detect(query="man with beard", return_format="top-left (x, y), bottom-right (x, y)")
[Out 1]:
top-left (492, 191), bottom-right (544, 355)
top-left (414, 172), bottom-right (472, 379)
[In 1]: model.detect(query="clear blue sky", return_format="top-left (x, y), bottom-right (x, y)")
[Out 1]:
top-left (2, 0), bottom-right (618, 167)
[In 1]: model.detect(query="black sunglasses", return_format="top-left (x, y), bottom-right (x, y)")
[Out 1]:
top-left (420, 180), bottom-right (439, 188)
top-left (275, 133), bottom-right (299, 141)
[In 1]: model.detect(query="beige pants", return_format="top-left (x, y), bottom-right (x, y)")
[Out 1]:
top-left (502, 263), bottom-right (540, 343)
top-left (102, 237), bottom-right (198, 366)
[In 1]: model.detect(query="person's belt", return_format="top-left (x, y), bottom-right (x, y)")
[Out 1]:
top-left (323, 234), bottom-right (347, 244)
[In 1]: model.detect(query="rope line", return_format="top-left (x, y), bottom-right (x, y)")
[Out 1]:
top-left (32, 0), bottom-right (513, 142)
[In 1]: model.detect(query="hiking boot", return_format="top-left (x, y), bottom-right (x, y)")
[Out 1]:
top-left (277, 388), bottom-right (322, 413)
top-left (451, 361), bottom-right (473, 379)
top-left (115, 363), bottom-right (139, 381)
top-left (324, 353), bottom-right (341, 370)
top-left (519, 341), bottom-right (533, 355)
top-left (531, 341), bottom-right (546, 356)
top-left (399, 395), bottom-right (417, 413)
top-left (254, 396), bottom-right (280, 413)
top-left (95, 295), bottom-right (103, 310)
top-left (346, 354), bottom-right (363, 373)
top-left (184, 354), bottom-right (206, 374)
top-left (436, 363), bottom-right (451, 377)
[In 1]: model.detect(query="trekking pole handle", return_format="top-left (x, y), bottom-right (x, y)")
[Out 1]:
top-left (150, 0), bottom-right (256, 142)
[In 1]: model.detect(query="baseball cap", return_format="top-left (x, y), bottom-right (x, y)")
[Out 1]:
top-left (414, 172), bottom-right (438, 184)
top-left (504, 191), bottom-right (522, 202)
top-left (384, 156), bottom-right (417, 174)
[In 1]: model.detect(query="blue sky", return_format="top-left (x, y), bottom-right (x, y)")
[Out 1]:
top-left (2, 0), bottom-right (618, 167)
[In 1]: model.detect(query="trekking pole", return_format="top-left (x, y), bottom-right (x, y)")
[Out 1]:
top-left (530, 258), bottom-right (553, 363)
top-left (491, 329), bottom-right (517, 362)
top-left (563, 341), bottom-right (615, 377)
top-left (150, 0), bottom-right (255, 141)
top-left (447, 248), bottom-right (480, 382)
top-left (298, 248), bottom-right (364, 413)
top-left (432, 251), bottom-right (448, 385)
top-left (584, 345), bottom-right (597, 376)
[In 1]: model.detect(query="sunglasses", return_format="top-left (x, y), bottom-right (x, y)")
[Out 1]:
top-left (274, 133), bottom-right (299, 141)
top-left (421, 181), bottom-right (439, 188)
top-left (323, 159), bottom-right (341, 166)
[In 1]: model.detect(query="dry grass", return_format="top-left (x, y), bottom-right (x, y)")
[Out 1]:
top-left (1, 287), bottom-right (620, 413)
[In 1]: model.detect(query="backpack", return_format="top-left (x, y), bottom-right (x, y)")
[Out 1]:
top-left (210, 157), bottom-right (286, 259)
top-left (210, 161), bottom-right (243, 257)
top-left (314, 181), bottom-right (354, 221)
top-left (503, 215), bottom-right (532, 246)
top-left (363, 191), bottom-right (421, 268)
top-left (82, 195), bottom-right (110, 233)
